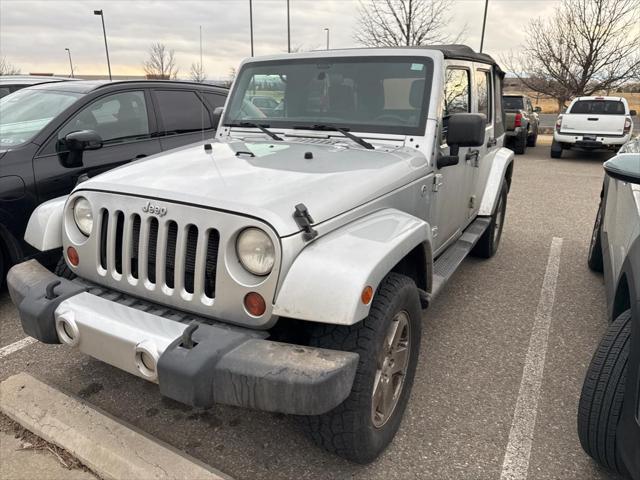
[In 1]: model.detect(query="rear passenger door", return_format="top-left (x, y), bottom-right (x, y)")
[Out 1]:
top-left (472, 65), bottom-right (500, 213)
top-left (152, 89), bottom-right (215, 151)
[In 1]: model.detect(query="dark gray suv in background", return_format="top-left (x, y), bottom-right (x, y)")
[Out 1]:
top-left (0, 80), bottom-right (227, 284)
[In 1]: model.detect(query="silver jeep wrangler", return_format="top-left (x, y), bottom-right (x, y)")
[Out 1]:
top-left (8, 45), bottom-right (514, 463)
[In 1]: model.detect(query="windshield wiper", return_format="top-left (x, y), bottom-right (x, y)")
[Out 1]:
top-left (226, 121), bottom-right (283, 141)
top-left (294, 124), bottom-right (375, 150)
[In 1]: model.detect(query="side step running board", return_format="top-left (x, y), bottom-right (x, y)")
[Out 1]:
top-left (427, 217), bottom-right (491, 303)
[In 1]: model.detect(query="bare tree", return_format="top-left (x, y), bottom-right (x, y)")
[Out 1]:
top-left (0, 57), bottom-right (21, 75)
top-left (143, 43), bottom-right (178, 79)
top-left (503, 0), bottom-right (640, 110)
top-left (223, 67), bottom-right (237, 88)
top-left (354, 0), bottom-right (465, 47)
top-left (189, 62), bottom-right (206, 83)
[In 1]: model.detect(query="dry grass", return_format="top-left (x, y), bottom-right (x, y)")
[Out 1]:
top-left (0, 413), bottom-right (98, 477)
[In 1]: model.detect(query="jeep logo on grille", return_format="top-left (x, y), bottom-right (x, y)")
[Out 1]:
top-left (142, 201), bottom-right (167, 217)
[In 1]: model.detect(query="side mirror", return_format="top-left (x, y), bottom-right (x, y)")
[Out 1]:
top-left (438, 113), bottom-right (487, 169)
top-left (58, 130), bottom-right (103, 168)
top-left (213, 107), bottom-right (224, 128)
top-left (65, 130), bottom-right (103, 152)
top-left (603, 152), bottom-right (640, 184)
top-left (534, 106), bottom-right (542, 113)
top-left (447, 113), bottom-right (486, 151)
top-left (630, 110), bottom-right (637, 117)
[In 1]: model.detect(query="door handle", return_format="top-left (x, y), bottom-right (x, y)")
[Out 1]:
top-left (587, 117), bottom-right (599, 121)
top-left (135, 154), bottom-right (147, 159)
top-left (465, 149), bottom-right (480, 167)
top-left (487, 137), bottom-right (497, 148)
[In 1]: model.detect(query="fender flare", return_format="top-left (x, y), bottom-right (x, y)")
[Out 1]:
top-left (478, 147), bottom-right (514, 216)
top-left (273, 208), bottom-right (432, 326)
top-left (24, 196), bottom-right (68, 252)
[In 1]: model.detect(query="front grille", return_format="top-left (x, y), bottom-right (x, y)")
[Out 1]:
top-left (98, 208), bottom-right (219, 299)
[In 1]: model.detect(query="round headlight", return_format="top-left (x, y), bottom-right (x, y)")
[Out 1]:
top-left (236, 228), bottom-right (275, 276)
top-left (73, 197), bottom-right (93, 236)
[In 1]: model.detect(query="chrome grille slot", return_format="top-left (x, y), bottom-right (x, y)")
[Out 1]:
top-left (130, 215), bottom-right (141, 279)
top-left (114, 211), bottom-right (124, 275)
top-left (184, 225), bottom-right (198, 294)
top-left (99, 209), bottom-right (109, 270)
top-left (165, 221), bottom-right (178, 289)
top-left (204, 229), bottom-right (219, 298)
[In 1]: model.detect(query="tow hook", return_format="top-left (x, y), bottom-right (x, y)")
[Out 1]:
top-left (45, 280), bottom-right (62, 300)
top-left (181, 321), bottom-right (200, 349)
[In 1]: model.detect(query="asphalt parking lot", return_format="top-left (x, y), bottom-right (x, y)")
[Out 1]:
top-left (0, 137), bottom-right (622, 480)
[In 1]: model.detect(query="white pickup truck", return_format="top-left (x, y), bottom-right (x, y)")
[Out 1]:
top-left (551, 96), bottom-right (636, 158)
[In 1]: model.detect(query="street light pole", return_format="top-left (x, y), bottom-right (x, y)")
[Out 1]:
top-left (324, 27), bottom-right (330, 50)
top-left (480, 0), bottom-right (489, 53)
top-left (93, 10), bottom-right (112, 80)
top-left (286, 0), bottom-right (291, 53)
top-left (249, 0), bottom-right (254, 57)
top-left (65, 48), bottom-right (74, 78)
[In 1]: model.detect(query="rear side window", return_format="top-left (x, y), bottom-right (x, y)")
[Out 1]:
top-left (570, 100), bottom-right (625, 115)
top-left (476, 70), bottom-right (492, 122)
top-left (503, 96), bottom-right (524, 110)
top-left (203, 92), bottom-right (226, 109)
top-left (155, 90), bottom-right (212, 134)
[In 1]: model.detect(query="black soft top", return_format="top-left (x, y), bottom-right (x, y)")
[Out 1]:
top-left (421, 44), bottom-right (503, 74)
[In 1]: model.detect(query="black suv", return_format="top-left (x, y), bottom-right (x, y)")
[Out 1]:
top-left (0, 80), bottom-right (227, 284)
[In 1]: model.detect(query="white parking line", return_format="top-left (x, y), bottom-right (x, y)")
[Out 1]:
top-left (500, 237), bottom-right (563, 480)
top-left (0, 337), bottom-right (37, 360)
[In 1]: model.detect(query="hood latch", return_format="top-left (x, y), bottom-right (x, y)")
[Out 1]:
top-left (293, 203), bottom-right (318, 241)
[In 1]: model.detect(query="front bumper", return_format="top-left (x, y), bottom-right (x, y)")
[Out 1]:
top-left (7, 260), bottom-right (359, 415)
top-left (553, 132), bottom-right (630, 148)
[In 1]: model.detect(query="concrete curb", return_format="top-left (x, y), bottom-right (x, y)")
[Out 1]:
top-left (0, 373), bottom-right (233, 480)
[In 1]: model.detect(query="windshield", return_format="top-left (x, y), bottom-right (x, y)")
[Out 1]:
top-left (569, 100), bottom-right (625, 115)
top-left (503, 96), bottom-right (524, 110)
top-left (224, 56), bottom-right (433, 136)
top-left (0, 88), bottom-right (82, 147)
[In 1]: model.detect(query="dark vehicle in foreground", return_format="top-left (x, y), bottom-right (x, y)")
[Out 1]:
top-left (0, 75), bottom-right (72, 98)
top-left (0, 80), bottom-right (227, 285)
top-left (582, 138), bottom-right (640, 479)
top-left (503, 94), bottom-right (540, 154)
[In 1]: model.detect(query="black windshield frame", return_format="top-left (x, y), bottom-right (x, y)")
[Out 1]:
top-left (223, 56), bottom-right (434, 136)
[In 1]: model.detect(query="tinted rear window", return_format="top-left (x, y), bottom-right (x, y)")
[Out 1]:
top-left (569, 100), bottom-right (625, 115)
top-left (503, 96), bottom-right (523, 110)
top-left (155, 90), bottom-right (212, 134)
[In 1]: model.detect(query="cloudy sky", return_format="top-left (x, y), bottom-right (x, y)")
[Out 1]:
top-left (1, 0), bottom-right (561, 79)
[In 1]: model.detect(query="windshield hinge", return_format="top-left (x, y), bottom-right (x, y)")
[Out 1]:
top-left (293, 203), bottom-right (318, 241)
top-left (432, 174), bottom-right (444, 192)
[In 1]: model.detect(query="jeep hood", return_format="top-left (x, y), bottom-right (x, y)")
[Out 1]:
top-left (80, 139), bottom-right (428, 236)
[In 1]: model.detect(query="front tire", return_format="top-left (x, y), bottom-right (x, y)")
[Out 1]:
top-left (472, 182), bottom-right (508, 259)
top-left (587, 204), bottom-right (604, 273)
top-left (0, 244), bottom-right (6, 290)
top-left (577, 310), bottom-right (631, 474)
top-left (302, 273), bottom-right (422, 463)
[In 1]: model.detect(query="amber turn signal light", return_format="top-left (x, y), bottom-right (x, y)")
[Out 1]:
top-left (361, 286), bottom-right (373, 305)
top-left (244, 292), bottom-right (266, 317)
top-left (67, 246), bottom-right (79, 267)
